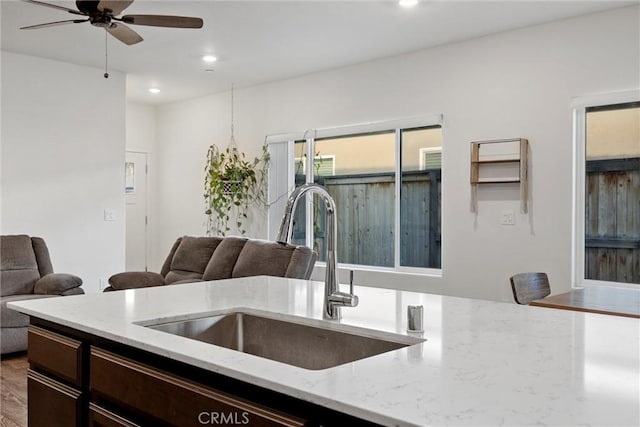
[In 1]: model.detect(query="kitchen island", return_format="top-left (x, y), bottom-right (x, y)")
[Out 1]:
top-left (9, 276), bottom-right (640, 426)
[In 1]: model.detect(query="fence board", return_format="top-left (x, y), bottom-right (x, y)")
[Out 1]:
top-left (585, 158), bottom-right (639, 284)
top-left (400, 175), bottom-right (429, 267)
top-left (328, 178), bottom-right (395, 267)
top-left (292, 171), bottom-right (441, 268)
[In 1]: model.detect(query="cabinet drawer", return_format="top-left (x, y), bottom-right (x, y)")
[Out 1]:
top-left (28, 325), bottom-right (83, 386)
top-left (90, 347), bottom-right (306, 427)
top-left (89, 403), bottom-right (141, 427)
top-left (27, 369), bottom-right (82, 427)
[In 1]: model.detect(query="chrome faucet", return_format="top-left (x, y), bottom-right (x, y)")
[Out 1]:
top-left (276, 183), bottom-right (358, 320)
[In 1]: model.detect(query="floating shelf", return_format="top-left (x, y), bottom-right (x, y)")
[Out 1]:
top-left (470, 138), bottom-right (528, 213)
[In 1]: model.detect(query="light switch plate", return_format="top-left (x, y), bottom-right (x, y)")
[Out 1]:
top-left (104, 209), bottom-right (116, 221)
top-left (500, 210), bottom-right (515, 225)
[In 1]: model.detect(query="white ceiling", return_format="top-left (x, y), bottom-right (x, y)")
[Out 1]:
top-left (2, 0), bottom-right (636, 104)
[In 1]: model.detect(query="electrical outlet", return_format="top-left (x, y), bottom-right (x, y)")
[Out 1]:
top-left (500, 210), bottom-right (515, 225)
top-left (98, 278), bottom-right (107, 290)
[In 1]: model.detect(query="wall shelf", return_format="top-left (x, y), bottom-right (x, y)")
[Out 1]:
top-left (470, 138), bottom-right (528, 213)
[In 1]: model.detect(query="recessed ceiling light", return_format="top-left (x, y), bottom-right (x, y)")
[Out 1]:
top-left (202, 55), bottom-right (217, 63)
top-left (149, 88), bottom-right (160, 94)
top-left (399, 0), bottom-right (419, 7)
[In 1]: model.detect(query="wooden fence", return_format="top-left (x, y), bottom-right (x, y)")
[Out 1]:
top-left (585, 157), bottom-right (640, 284)
top-left (293, 170), bottom-right (441, 268)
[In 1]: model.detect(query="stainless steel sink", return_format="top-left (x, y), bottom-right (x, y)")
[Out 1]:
top-left (145, 311), bottom-right (424, 370)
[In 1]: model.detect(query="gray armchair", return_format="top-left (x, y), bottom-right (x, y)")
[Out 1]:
top-left (1, 235), bottom-right (84, 354)
top-left (107, 236), bottom-right (317, 291)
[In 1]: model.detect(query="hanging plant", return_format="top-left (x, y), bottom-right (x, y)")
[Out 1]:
top-left (204, 84), bottom-right (270, 235)
top-left (204, 143), bottom-right (269, 236)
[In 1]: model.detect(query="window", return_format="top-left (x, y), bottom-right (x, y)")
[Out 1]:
top-left (271, 117), bottom-right (443, 272)
top-left (419, 147), bottom-right (442, 170)
top-left (574, 93), bottom-right (640, 287)
top-left (294, 155), bottom-right (336, 177)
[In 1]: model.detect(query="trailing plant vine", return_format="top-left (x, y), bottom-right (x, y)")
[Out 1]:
top-left (204, 143), bottom-right (270, 236)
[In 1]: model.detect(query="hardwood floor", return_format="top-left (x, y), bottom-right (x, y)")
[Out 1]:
top-left (0, 353), bottom-right (27, 427)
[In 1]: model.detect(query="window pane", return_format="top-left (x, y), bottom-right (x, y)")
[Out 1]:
top-left (315, 132), bottom-right (396, 266)
top-left (400, 127), bottom-right (442, 268)
top-left (585, 103), bottom-right (640, 284)
top-left (291, 141), bottom-right (308, 248)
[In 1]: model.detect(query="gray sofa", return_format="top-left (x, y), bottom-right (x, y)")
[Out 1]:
top-left (1, 235), bottom-right (84, 354)
top-left (106, 236), bottom-right (317, 291)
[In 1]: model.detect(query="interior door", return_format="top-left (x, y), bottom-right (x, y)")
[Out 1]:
top-left (125, 151), bottom-right (147, 271)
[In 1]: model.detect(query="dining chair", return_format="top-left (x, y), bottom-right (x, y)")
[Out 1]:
top-left (509, 272), bottom-right (551, 305)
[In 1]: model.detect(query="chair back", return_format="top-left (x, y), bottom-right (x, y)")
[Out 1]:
top-left (510, 272), bottom-right (551, 305)
top-left (0, 235), bottom-right (53, 296)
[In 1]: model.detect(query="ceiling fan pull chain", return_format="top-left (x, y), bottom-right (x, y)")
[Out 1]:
top-left (104, 30), bottom-right (109, 78)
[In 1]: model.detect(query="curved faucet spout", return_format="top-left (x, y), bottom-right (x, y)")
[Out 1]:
top-left (277, 183), bottom-right (358, 319)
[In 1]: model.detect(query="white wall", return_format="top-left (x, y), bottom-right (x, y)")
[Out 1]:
top-left (154, 7), bottom-right (639, 301)
top-left (1, 52), bottom-right (126, 294)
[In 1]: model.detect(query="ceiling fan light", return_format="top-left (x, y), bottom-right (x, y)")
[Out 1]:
top-left (149, 88), bottom-right (160, 94)
top-left (202, 55), bottom-right (217, 63)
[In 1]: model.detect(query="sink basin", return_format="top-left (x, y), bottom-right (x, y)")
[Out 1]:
top-left (145, 310), bottom-right (424, 370)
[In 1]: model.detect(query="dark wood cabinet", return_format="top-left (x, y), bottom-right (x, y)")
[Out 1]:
top-left (28, 325), bottom-right (83, 387)
top-left (90, 347), bottom-right (305, 427)
top-left (27, 369), bottom-right (82, 427)
top-left (26, 321), bottom-right (379, 427)
top-left (88, 404), bottom-right (140, 427)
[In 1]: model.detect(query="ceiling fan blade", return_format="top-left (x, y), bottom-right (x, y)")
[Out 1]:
top-left (97, 0), bottom-right (133, 16)
top-left (22, 0), bottom-right (86, 16)
top-left (121, 14), bottom-right (203, 28)
top-left (20, 19), bottom-right (88, 30)
top-left (106, 22), bottom-right (143, 45)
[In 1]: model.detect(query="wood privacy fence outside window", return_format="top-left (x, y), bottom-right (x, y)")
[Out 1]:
top-left (293, 170), bottom-right (441, 269)
top-left (585, 157), bottom-right (640, 284)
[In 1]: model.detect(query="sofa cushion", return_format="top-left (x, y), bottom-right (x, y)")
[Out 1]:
top-left (1, 294), bottom-right (57, 327)
top-left (285, 247), bottom-right (316, 279)
top-left (0, 235), bottom-right (38, 271)
top-left (170, 236), bottom-right (223, 275)
top-left (232, 240), bottom-right (299, 279)
top-left (31, 237), bottom-right (54, 277)
top-left (164, 270), bottom-right (203, 285)
top-left (0, 235), bottom-right (40, 296)
top-left (0, 270), bottom-right (40, 297)
top-left (202, 237), bottom-right (247, 281)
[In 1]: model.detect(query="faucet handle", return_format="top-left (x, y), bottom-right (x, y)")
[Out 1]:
top-left (349, 270), bottom-right (354, 296)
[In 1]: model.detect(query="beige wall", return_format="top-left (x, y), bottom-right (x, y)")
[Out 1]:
top-left (587, 107), bottom-right (639, 159)
top-left (295, 127), bottom-right (442, 175)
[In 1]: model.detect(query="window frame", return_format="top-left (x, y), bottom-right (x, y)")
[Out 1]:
top-left (267, 114), bottom-right (443, 277)
top-left (572, 90), bottom-right (640, 289)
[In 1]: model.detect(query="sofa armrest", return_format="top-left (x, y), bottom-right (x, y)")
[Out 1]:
top-left (108, 272), bottom-right (165, 291)
top-left (34, 273), bottom-right (83, 295)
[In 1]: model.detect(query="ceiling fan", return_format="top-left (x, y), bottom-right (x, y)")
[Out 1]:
top-left (20, 0), bottom-right (204, 45)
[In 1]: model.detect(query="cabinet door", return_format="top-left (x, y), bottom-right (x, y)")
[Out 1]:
top-left (28, 325), bottom-right (83, 387)
top-left (89, 403), bottom-right (140, 427)
top-left (27, 369), bottom-right (81, 427)
top-left (90, 347), bottom-right (306, 427)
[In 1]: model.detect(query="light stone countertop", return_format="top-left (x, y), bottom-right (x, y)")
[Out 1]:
top-left (9, 276), bottom-right (640, 426)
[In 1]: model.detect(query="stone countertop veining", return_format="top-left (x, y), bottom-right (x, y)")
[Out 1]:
top-left (8, 276), bottom-right (640, 426)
